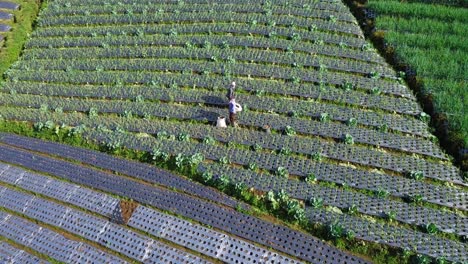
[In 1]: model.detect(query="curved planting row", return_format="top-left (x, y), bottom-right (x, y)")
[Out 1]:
top-left (0, 93), bottom-right (444, 158)
top-left (0, 107), bottom-right (461, 188)
top-left (0, 212), bottom-right (126, 263)
top-left (81, 130), bottom-right (468, 263)
top-left (0, 163), bottom-right (301, 264)
top-left (198, 163), bottom-right (467, 234)
top-left (51, 0), bottom-right (352, 14)
top-left (303, 207), bottom-right (467, 263)
top-left (37, 9), bottom-right (362, 37)
top-left (26, 30), bottom-right (384, 64)
top-left (21, 46), bottom-right (395, 77)
top-left (30, 22), bottom-right (368, 50)
top-left (0, 133), bottom-right (246, 211)
top-left (0, 142), bottom-right (367, 264)
top-left (0, 241), bottom-right (49, 264)
top-left (44, 2), bottom-right (358, 24)
top-left (6, 70), bottom-right (417, 115)
top-left (0, 114), bottom-right (454, 185)
top-left (12, 58), bottom-right (409, 97)
top-left (0, 186), bottom-right (211, 263)
top-left (2, 82), bottom-right (428, 137)
top-left (197, 164), bottom-right (468, 263)
top-left (84, 129), bottom-right (466, 209)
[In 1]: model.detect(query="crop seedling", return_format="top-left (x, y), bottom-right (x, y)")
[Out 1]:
top-left (177, 133), bottom-right (190, 141)
top-left (203, 136), bottom-right (216, 145)
top-left (424, 223), bottom-right (439, 234)
top-left (188, 153), bottom-right (204, 167)
top-left (134, 95), bottom-right (144, 103)
top-left (267, 31), bottom-right (277, 38)
top-left (345, 230), bottom-right (355, 240)
top-left (40, 104), bottom-right (48, 113)
top-left (220, 41), bottom-right (230, 49)
top-left (218, 156), bottom-right (231, 165)
top-left (346, 118), bottom-right (358, 127)
top-left (288, 111), bottom-right (298, 117)
top-left (234, 182), bottom-right (247, 196)
top-left (88, 107), bottom-right (98, 118)
top-left (435, 257), bottom-right (447, 264)
top-left (309, 197), bottom-right (323, 208)
top-left (247, 162), bottom-right (258, 171)
top-left (279, 147), bottom-right (292, 156)
top-left (33, 122), bottom-right (44, 131)
top-left (369, 71), bottom-right (381, 79)
top-left (284, 126), bottom-right (296, 136)
top-left (275, 167), bottom-right (289, 178)
top-left (408, 170), bottom-right (424, 181)
top-left (415, 254), bottom-right (431, 264)
top-left (385, 210), bottom-right (396, 222)
top-left (402, 248), bottom-right (413, 259)
top-left (44, 121), bottom-right (55, 130)
top-left (343, 134), bottom-right (354, 145)
top-left (320, 113), bottom-right (330, 123)
top-left (347, 204), bottom-right (358, 215)
top-left (408, 194), bottom-right (424, 204)
top-left (328, 221), bottom-right (345, 239)
top-left (418, 112), bottom-right (431, 123)
top-left (305, 173), bottom-right (317, 184)
top-left (254, 90), bottom-right (265, 96)
top-left (341, 81), bottom-right (354, 91)
top-left (217, 174), bottom-right (230, 190)
top-left (175, 153), bottom-right (187, 169)
top-left (252, 143), bottom-right (263, 152)
top-left (122, 110), bottom-right (133, 118)
top-left (375, 187), bottom-right (390, 199)
top-left (370, 87), bottom-right (381, 95)
top-left (377, 124), bottom-right (388, 133)
top-left (201, 171), bottom-right (213, 184)
top-left (156, 131), bottom-right (169, 139)
top-left (286, 200), bottom-right (305, 222)
top-left (227, 141), bottom-right (237, 148)
top-left (291, 77), bottom-right (301, 84)
top-left (105, 139), bottom-right (122, 152)
top-left (311, 152), bottom-right (322, 161)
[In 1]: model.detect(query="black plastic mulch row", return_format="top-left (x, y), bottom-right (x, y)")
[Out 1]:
top-left (304, 207), bottom-right (468, 263)
top-left (0, 24), bottom-right (11, 32)
top-left (0, 133), bottom-right (246, 211)
top-left (27, 29), bottom-right (383, 65)
top-left (199, 163), bottom-right (468, 234)
top-left (1, 82), bottom-right (428, 137)
top-left (18, 57), bottom-right (409, 97)
top-left (0, 143), bottom-right (369, 264)
top-left (0, 93), bottom-right (445, 159)
top-left (0, 11), bottom-right (13, 20)
top-left (84, 130), bottom-right (467, 208)
top-left (0, 1), bottom-right (19, 10)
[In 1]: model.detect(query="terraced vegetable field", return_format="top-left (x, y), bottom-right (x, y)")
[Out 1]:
top-left (0, 0), bottom-right (466, 263)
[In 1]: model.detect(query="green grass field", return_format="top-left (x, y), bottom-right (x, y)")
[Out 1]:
top-left (367, 0), bottom-right (467, 157)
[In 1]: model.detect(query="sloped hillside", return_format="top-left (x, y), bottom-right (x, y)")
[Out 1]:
top-left (0, 0), bottom-right (466, 263)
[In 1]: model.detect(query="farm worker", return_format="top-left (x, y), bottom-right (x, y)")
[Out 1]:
top-left (228, 97), bottom-right (242, 127)
top-left (226, 81), bottom-right (236, 100)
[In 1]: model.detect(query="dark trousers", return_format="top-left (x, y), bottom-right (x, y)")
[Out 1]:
top-left (229, 113), bottom-right (237, 125)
